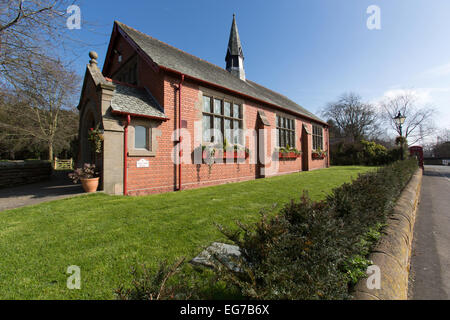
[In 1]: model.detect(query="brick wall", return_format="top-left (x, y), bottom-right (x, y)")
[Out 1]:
top-left (98, 32), bottom-right (329, 196)
top-left (125, 75), bottom-right (329, 196)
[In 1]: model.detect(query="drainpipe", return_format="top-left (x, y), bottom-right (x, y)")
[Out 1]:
top-left (177, 74), bottom-right (185, 191)
top-left (123, 115), bottom-right (131, 196)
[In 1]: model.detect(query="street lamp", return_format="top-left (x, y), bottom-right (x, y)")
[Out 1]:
top-left (393, 111), bottom-right (406, 136)
top-left (393, 111), bottom-right (407, 160)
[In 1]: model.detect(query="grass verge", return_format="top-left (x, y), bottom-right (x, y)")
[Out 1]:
top-left (0, 166), bottom-right (375, 299)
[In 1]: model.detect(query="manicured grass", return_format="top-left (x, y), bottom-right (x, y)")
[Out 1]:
top-left (0, 166), bottom-right (375, 299)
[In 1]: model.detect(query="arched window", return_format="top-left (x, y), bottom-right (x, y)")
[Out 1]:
top-left (135, 126), bottom-right (147, 149)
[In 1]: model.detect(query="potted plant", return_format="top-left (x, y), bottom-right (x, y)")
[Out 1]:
top-left (69, 163), bottom-right (99, 193)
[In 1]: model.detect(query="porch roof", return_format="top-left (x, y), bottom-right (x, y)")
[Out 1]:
top-left (110, 82), bottom-right (167, 120)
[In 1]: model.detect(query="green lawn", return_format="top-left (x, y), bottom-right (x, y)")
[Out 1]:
top-left (0, 166), bottom-right (375, 300)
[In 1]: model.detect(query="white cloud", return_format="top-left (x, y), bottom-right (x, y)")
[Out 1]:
top-left (421, 63), bottom-right (450, 78)
top-left (381, 88), bottom-right (431, 104)
top-left (378, 87), bottom-right (450, 105)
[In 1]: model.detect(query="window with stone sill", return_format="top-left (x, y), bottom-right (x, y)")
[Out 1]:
top-left (135, 126), bottom-right (148, 149)
top-left (202, 96), bottom-right (243, 145)
top-left (312, 125), bottom-right (324, 151)
top-left (276, 115), bottom-right (296, 148)
top-left (129, 123), bottom-right (155, 157)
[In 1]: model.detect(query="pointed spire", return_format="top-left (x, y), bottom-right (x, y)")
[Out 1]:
top-left (227, 13), bottom-right (244, 58)
top-left (225, 14), bottom-right (246, 81)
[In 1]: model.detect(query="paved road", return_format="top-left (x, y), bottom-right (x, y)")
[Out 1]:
top-left (0, 174), bottom-right (85, 212)
top-left (409, 165), bottom-right (450, 300)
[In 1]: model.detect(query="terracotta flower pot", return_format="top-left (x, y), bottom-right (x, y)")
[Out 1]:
top-left (81, 177), bottom-right (99, 193)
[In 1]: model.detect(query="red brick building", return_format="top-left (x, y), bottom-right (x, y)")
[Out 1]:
top-left (77, 16), bottom-right (330, 196)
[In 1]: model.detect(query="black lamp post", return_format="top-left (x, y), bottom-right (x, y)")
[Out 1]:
top-left (393, 111), bottom-right (407, 160)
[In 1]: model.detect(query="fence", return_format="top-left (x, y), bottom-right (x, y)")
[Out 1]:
top-left (54, 158), bottom-right (73, 170)
top-left (0, 161), bottom-right (52, 188)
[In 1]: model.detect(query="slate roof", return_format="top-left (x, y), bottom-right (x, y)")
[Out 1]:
top-left (115, 21), bottom-right (326, 124)
top-left (110, 82), bottom-right (167, 119)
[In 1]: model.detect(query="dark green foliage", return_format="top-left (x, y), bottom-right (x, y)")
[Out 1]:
top-left (115, 162), bottom-right (417, 300)
top-left (115, 258), bottom-right (191, 300)
top-left (216, 160), bottom-right (418, 300)
top-left (331, 140), bottom-right (404, 166)
top-left (115, 258), bottom-right (241, 300)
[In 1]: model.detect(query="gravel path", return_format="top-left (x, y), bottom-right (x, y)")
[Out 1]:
top-left (0, 174), bottom-right (85, 212)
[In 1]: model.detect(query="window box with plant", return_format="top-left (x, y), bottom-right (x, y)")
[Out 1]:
top-left (202, 143), bottom-right (250, 161)
top-left (276, 145), bottom-right (302, 160)
top-left (69, 163), bottom-right (100, 193)
top-left (312, 148), bottom-right (327, 160)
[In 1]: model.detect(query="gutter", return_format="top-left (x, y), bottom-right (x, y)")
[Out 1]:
top-left (111, 110), bottom-right (169, 122)
top-left (123, 115), bottom-right (131, 196)
top-left (177, 74), bottom-right (185, 191)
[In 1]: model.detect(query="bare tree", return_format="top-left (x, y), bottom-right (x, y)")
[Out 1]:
top-left (380, 92), bottom-right (435, 145)
top-left (322, 92), bottom-right (381, 143)
top-left (0, 59), bottom-right (79, 160)
top-left (437, 128), bottom-right (450, 144)
top-left (0, 0), bottom-right (59, 32)
top-left (0, 0), bottom-right (83, 87)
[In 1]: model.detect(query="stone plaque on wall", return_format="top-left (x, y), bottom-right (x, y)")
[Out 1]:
top-left (137, 159), bottom-right (150, 168)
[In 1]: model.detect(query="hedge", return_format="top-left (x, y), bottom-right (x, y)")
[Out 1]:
top-left (117, 160), bottom-right (418, 300)
top-left (215, 159), bottom-right (418, 300)
top-left (331, 140), bottom-right (406, 166)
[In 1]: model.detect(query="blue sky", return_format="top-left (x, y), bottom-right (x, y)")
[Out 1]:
top-left (71, 0), bottom-right (450, 135)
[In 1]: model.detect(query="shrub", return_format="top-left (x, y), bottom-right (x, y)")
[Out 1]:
top-left (68, 163), bottom-right (98, 184)
top-left (115, 258), bottom-right (192, 300)
top-left (331, 140), bottom-right (403, 166)
top-left (115, 258), bottom-right (241, 300)
top-left (330, 142), bottom-right (364, 165)
top-left (117, 160), bottom-right (418, 300)
top-left (215, 159), bottom-right (418, 300)
top-left (360, 140), bottom-right (388, 165)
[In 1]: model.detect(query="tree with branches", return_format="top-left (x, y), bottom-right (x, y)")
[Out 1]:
top-left (0, 59), bottom-right (79, 160)
top-left (0, 0), bottom-right (83, 88)
top-left (322, 92), bottom-right (380, 143)
top-left (380, 91), bottom-right (435, 146)
top-left (0, 0), bottom-right (88, 160)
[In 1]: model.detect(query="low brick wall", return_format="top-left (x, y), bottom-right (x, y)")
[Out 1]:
top-left (0, 161), bottom-right (52, 188)
top-left (353, 168), bottom-right (423, 300)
